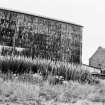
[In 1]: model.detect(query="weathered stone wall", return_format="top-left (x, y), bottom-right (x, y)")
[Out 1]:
top-left (0, 8), bottom-right (82, 63)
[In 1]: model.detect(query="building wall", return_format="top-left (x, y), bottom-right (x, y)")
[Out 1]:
top-left (0, 9), bottom-right (82, 63)
top-left (89, 47), bottom-right (105, 70)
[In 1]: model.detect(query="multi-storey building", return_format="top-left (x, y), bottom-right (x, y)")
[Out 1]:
top-left (0, 8), bottom-right (83, 63)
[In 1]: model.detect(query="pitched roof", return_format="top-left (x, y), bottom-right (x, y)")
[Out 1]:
top-left (89, 46), bottom-right (105, 61)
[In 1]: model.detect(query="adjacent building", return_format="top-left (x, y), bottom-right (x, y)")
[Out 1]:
top-left (89, 47), bottom-right (105, 70)
top-left (0, 8), bottom-right (83, 63)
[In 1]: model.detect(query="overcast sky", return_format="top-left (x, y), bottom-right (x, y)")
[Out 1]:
top-left (0, 0), bottom-right (105, 64)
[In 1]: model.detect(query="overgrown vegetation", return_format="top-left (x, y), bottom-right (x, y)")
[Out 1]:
top-left (0, 55), bottom-right (97, 84)
top-left (0, 55), bottom-right (103, 105)
top-left (0, 75), bottom-right (104, 105)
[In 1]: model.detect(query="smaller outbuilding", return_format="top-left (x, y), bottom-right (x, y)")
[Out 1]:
top-left (89, 47), bottom-right (105, 72)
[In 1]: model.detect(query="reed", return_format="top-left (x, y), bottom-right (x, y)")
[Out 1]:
top-left (0, 55), bottom-right (92, 83)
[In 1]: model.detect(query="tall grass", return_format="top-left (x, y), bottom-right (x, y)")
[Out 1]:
top-left (0, 55), bottom-right (93, 83)
top-left (0, 77), bottom-right (103, 105)
top-left (0, 55), bottom-right (103, 105)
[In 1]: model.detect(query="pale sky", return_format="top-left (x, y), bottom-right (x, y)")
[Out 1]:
top-left (0, 0), bottom-right (105, 65)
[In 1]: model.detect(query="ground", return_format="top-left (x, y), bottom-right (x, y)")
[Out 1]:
top-left (0, 74), bottom-right (105, 105)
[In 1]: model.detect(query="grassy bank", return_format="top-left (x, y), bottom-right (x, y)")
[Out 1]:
top-left (0, 55), bottom-right (104, 105)
top-left (0, 76), bottom-right (104, 105)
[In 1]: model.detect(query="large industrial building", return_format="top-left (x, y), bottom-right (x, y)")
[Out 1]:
top-left (0, 8), bottom-right (83, 63)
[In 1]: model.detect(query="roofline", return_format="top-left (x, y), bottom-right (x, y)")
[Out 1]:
top-left (89, 50), bottom-right (98, 61)
top-left (0, 7), bottom-right (83, 27)
top-left (82, 64), bottom-right (100, 70)
top-left (89, 46), bottom-right (104, 61)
